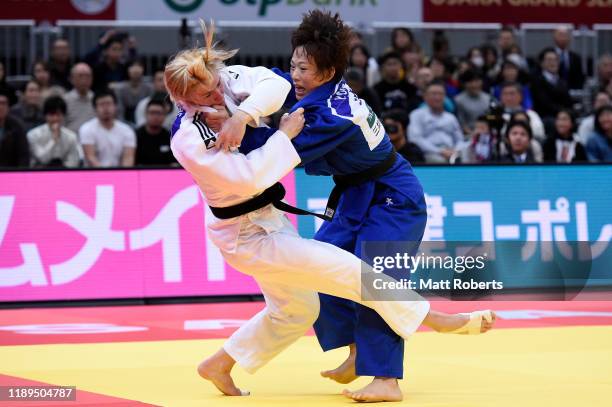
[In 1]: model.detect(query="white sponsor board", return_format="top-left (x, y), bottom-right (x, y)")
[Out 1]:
top-left (117, 0), bottom-right (421, 24)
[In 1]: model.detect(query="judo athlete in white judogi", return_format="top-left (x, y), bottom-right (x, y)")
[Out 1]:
top-left (164, 21), bottom-right (495, 399)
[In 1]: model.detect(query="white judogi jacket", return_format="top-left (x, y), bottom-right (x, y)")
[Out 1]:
top-left (170, 65), bottom-right (299, 253)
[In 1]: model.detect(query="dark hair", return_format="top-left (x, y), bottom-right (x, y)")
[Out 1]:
top-left (378, 51), bottom-right (403, 68)
top-left (459, 69), bottom-right (482, 84)
top-left (425, 79), bottom-right (446, 92)
top-left (510, 111), bottom-right (531, 125)
top-left (539, 47), bottom-right (557, 63)
top-left (344, 67), bottom-right (364, 84)
top-left (500, 25), bottom-right (515, 35)
top-left (500, 81), bottom-right (523, 94)
top-left (382, 109), bottom-right (409, 129)
top-left (92, 88), bottom-right (117, 107)
top-left (505, 120), bottom-right (533, 139)
top-left (391, 27), bottom-right (414, 50)
top-left (291, 10), bottom-right (352, 82)
top-left (350, 44), bottom-right (371, 65)
top-left (32, 60), bottom-right (50, 76)
top-left (555, 108), bottom-right (577, 135)
top-left (594, 105), bottom-right (612, 135)
top-left (146, 97), bottom-right (167, 111)
top-left (593, 90), bottom-right (611, 105)
top-left (43, 96), bottom-right (67, 115)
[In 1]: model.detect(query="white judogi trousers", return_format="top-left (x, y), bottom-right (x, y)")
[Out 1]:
top-left (221, 205), bottom-right (430, 373)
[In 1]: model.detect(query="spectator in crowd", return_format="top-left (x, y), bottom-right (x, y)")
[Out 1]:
top-left (553, 26), bottom-right (585, 91)
top-left (432, 30), bottom-right (452, 64)
top-left (135, 98), bottom-right (175, 166)
top-left (373, 51), bottom-right (417, 112)
top-left (454, 70), bottom-right (491, 134)
top-left (115, 60), bottom-right (153, 124)
top-left (27, 96), bottom-right (80, 168)
top-left (381, 109), bottom-right (424, 164)
top-left (409, 81), bottom-right (464, 163)
top-left (63, 63), bottom-right (96, 134)
top-left (86, 30), bottom-right (133, 92)
top-left (348, 31), bottom-right (379, 83)
top-left (504, 111), bottom-right (544, 162)
top-left (400, 49), bottom-right (424, 86)
top-left (583, 54), bottom-right (612, 113)
top-left (345, 68), bottom-right (382, 116)
top-left (499, 121), bottom-right (537, 163)
top-left (10, 80), bottom-right (44, 132)
top-left (586, 105), bottom-right (612, 162)
top-left (459, 116), bottom-right (499, 164)
top-left (80, 89), bottom-right (136, 167)
top-left (492, 59), bottom-right (533, 109)
top-left (0, 61), bottom-right (17, 106)
top-left (428, 57), bottom-right (459, 98)
top-left (390, 27), bottom-right (418, 54)
top-left (531, 47), bottom-right (573, 123)
top-left (578, 91), bottom-right (611, 144)
top-left (32, 60), bottom-right (65, 100)
top-left (48, 38), bottom-right (72, 90)
top-left (505, 44), bottom-right (528, 71)
top-left (0, 89), bottom-right (29, 167)
top-left (135, 71), bottom-right (178, 129)
top-left (481, 44), bottom-right (500, 84)
top-left (499, 82), bottom-right (546, 142)
top-left (410, 67), bottom-right (455, 113)
top-left (497, 26), bottom-right (517, 59)
top-left (466, 47), bottom-right (485, 73)
top-left (543, 109), bottom-right (587, 163)
top-left (349, 44), bottom-right (380, 88)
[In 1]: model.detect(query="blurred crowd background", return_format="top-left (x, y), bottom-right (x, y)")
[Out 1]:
top-left (1, 23), bottom-right (611, 169)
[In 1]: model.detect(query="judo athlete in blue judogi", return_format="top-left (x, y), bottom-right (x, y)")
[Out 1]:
top-left (232, 17), bottom-right (427, 403)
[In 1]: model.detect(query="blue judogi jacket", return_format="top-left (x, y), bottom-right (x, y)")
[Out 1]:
top-left (240, 71), bottom-right (424, 228)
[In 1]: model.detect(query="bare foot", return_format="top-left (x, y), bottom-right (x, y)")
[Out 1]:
top-left (321, 343), bottom-right (358, 384)
top-left (424, 310), bottom-right (497, 334)
top-left (197, 348), bottom-right (249, 396)
top-left (342, 377), bottom-right (403, 402)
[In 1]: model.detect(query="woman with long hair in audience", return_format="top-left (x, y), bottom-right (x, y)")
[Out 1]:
top-left (543, 109), bottom-right (587, 163)
top-left (586, 105), bottom-right (612, 162)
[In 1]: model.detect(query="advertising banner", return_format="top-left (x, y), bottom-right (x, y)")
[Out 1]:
top-left (1, 0), bottom-right (116, 22)
top-left (0, 169), bottom-right (296, 302)
top-left (423, 0), bottom-right (612, 26)
top-left (117, 0), bottom-right (422, 24)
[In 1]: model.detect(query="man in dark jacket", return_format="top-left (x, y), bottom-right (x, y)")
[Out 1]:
top-left (531, 47), bottom-right (573, 123)
top-left (0, 90), bottom-right (30, 167)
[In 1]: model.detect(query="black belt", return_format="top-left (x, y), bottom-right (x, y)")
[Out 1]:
top-left (209, 151), bottom-right (397, 221)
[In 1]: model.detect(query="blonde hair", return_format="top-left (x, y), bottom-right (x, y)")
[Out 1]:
top-left (164, 19), bottom-right (237, 106)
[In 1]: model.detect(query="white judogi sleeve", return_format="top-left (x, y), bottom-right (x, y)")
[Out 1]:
top-left (171, 115), bottom-right (301, 204)
top-left (221, 65), bottom-right (291, 126)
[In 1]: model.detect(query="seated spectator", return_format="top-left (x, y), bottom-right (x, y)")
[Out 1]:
top-left (0, 61), bottom-right (17, 106)
top-left (504, 111), bottom-right (543, 162)
top-left (381, 109), bottom-right (424, 164)
top-left (428, 57), bottom-right (459, 98)
top-left (63, 63), bottom-right (96, 134)
top-left (32, 60), bottom-right (65, 100)
top-left (348, 31), bottom-right (380, 83)
top-left (116, 60), bottom-right (153, 124)
top-left (492, 59), bottom-right (533, 110)
top-left (459, 116), bottom-right (499, 164)
top-left (400, 49), bottom-right (424, 86)
top-left (543, 109), bottom-right (587, 163)
top-left (0, 89), bottom-right (29, 167)
top-left (481, 44), bottom-right (500, 85)
top-left (466, 46), bottom-right (485, 74)
top-left (373, 52), bottom-right (417, 112)
top-left (411, 67), bottom-right (455, 113)
top-left (553, 26), bottom-right (585, 91)
top-left (349, 44), bottom-right (380, 88)
top-left (497, 25), bottom-right (517, 60)
top-left (531, 47), bottom-right (573, 123)
top-left (499, 121), bottom-right (538, 163)
top-left (409, 81), bottom-right (464, 163)
top-left (27, 96), bottom-right (80, 168)
top-left (455, 70), bottom-right (491, 134)
top-left (134, 70), bottom-right (178, 129)
top-left (578, 91), bottom-right (611, 145)
top-left (80, 89), bottom-right (136, 167)
top-left (10, 80), bottom-right (44, 132)
top-left (135, 98), bottom-right (175, 166)
top-left (389, 27), bottom-right (419, 54)
top-left (345, 68), bottom-right (382, 116)
top-left (586, 106), bottom-right (612, 162)
top-left (48, 38), bottom-right (73, 90)
top-left (499, 82), bottom-right (546, 142)
top-left (87, 31), bottom-right (132, 92)
top-left (583, 54), bottom-right (612, 114)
